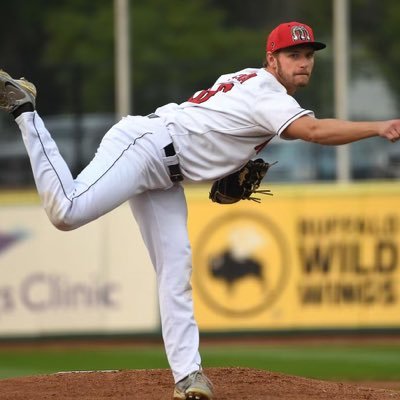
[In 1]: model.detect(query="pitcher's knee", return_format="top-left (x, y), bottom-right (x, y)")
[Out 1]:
top-left (52, 219), bottom-right (76, 231)
top-left (48, 214), bottom-right (77, 231)
top-left (46, 207), bottom-right (81, 231)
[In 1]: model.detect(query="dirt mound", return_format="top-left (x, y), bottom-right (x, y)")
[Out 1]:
top-left (0, 367), bottom-right (399, 400)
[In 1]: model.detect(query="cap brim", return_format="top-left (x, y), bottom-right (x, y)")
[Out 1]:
top-left (272, 41), bottom-right (327, 52)
top-left (312, 42), bottom-right (326, 51)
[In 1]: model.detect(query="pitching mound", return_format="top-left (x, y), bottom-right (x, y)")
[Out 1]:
top-left (0, 367), bottom-right (399, 400)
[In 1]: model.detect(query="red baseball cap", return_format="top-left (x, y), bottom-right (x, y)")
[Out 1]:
top-left (266, 22), bottom-right (326, 53)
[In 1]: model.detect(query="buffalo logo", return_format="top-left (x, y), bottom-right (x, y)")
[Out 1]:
top-left (211, 250), bottom-right (263, 288)
top-left (210, 227), bottom-right (265, 291)
top-left (291, 25), bottom-right (311, 42)
top-left (193, 211), bottom-right (289, 317)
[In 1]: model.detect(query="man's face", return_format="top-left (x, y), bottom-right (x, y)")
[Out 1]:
top-left (267, 45), bottom-right (315, 94)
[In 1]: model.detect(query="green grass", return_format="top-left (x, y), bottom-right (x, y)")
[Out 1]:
top-left (0, 347), bottom-right (169, 379)
top-left (202, 344), bottom-right (400, 381)
top-left (0, 343), bottom-right (399, 382)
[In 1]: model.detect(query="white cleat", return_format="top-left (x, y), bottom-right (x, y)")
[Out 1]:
top-left (173, 368), bottom-right (214, 400)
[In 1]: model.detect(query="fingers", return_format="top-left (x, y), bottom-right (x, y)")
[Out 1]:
top-left (383, 121), bottom-right (400, 142)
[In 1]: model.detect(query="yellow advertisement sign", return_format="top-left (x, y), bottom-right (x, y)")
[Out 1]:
top-left (187, 183), bottom-right (400, 331)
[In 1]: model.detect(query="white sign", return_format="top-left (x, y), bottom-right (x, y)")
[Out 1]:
top-left (0, 200), bottom-right (159, 337)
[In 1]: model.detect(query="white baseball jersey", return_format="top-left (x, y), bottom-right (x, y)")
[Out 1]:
top-left (155, 67), bottom-right (314, 181)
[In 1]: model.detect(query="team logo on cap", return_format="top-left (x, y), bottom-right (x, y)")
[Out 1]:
top-left (291, 25), bottom-right (311, 42)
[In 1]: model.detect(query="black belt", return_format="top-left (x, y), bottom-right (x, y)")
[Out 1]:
top-left (147, 113), bottom-right (183, 182)
top-left (164, 143), bottom-right (183, 182)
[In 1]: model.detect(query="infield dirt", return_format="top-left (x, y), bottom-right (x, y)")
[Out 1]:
top-left (0, 367), bottom-right (399, 400)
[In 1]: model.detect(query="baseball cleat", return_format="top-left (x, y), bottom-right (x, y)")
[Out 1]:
top-left (173, 369), bottom-right (214, 400)
top-left (0, 69), bottom-right (36, 113)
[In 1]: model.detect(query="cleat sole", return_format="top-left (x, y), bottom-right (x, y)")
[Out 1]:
top-left (186, 393), bottom-right (211, 400)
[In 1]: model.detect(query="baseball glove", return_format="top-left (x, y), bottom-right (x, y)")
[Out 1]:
top-left (209, 158), bottom-right (276, 204)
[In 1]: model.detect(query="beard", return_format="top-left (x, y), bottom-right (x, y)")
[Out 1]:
top-left (276, 58), bottom-right (310, 91)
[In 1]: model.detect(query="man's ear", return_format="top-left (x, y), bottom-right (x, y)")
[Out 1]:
top-left (266, 52), bottom-right (277, 69)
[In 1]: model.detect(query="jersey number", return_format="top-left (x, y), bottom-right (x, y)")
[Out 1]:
top-left (188, 73), bottom-right (257, 104)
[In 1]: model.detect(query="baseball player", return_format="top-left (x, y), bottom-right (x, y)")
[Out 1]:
top-left (1, 21), bottom-right (399, 400)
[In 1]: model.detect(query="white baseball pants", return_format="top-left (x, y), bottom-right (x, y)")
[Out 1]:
top-left (15, 111), bottom-right (201, 382)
